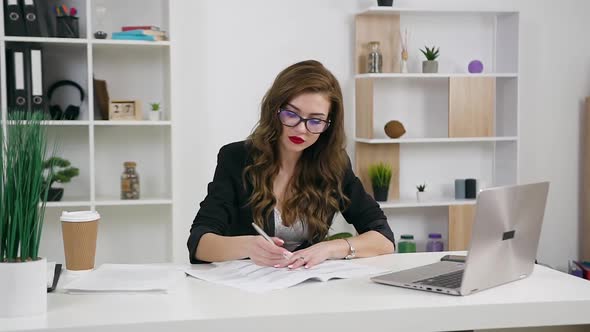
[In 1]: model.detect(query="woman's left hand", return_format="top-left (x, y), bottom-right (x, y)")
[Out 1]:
top-left (279, 240), bottom-right (343, 269)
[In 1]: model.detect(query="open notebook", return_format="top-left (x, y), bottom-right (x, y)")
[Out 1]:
top-left (185, 260), bottom-right (387, 293)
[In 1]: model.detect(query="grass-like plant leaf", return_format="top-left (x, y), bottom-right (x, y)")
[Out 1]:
top-left (368, 162), bottom-right (392, 188)
top-left (1, 111), bottom-right (53, 262)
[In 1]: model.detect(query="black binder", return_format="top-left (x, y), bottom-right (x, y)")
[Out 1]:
top-left (4, 0), bottom-right (25, 36)
top-left (29, 46), bottom-right (44, 111)
top-left (22, 0), bottom-right (41, 36)
top-left (5, 46), bottom-right (29, 111)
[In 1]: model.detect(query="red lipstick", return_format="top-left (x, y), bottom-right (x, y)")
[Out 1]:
top-left (288, 136), bottom-right (304, 144)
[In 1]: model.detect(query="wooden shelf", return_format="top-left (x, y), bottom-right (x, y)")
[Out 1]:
top-left (93, 120), bottom-right (171, 126)
top-left (379, 198), bottom-right (476, 209)
top-left (3, 36), bottom-right (88, 45)
top-left (353, 7), bottom-right (519, 251)
top-left (3, 120), bottom-right (91, 126)
top-left (355, 73), bottom-right (518, 79)
top-left (45, 200), bottom-right (91, 208)
top-left (358, 7), bottom-right (518, 16)
top-left (91, 39), bottom-right (170, 47)
top-left (356, 137), bottom-right (518, 144)
top-left (94, 198), bottom-right (173, 207)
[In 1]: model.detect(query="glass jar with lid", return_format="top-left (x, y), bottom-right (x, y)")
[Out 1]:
top-left (367, 41), bottom-right (383, 73)
top-left (397, 234), bottom-right (416, 253)
top-left (121, 161), bottom-right (140, 199)
top-left (426, 233), bottom-right (444, 252)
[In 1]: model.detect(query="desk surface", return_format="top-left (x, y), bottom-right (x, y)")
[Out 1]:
top-left (2, 252), bottom-right (590, 332)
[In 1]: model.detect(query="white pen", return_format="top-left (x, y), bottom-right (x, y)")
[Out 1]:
top-left (251, 222), bottom-right (292, 258)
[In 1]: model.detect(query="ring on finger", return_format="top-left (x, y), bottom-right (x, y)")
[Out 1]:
top-left (297, 256), bottom-right (305, 262)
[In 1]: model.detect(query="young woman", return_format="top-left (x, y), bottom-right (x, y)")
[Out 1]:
top-left (188, 60), bottom-right (394, 268)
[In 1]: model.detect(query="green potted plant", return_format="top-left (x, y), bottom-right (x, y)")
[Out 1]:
top-left (420, 46), bottom-right (440, 73)
top-left (149, 102), bottom-right (161, 121)
top-left (42, 157), bottom-right (80, 201)
top-left (369, 162), bottom-right (392, 202)
top-left (416, 183), bottom-right (427, 202)
top-left (0, 111), bottom-right (53, 317)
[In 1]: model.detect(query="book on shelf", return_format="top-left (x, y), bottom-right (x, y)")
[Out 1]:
top-left (111, 32), bottom-right (166, 41)
top-left (121, 25), bottom-right (161, 32)
top-left (118, 29), bottom-right (167, 37)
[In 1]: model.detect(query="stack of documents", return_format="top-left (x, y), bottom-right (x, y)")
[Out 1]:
top-left (63, 264), bottom-right (185, 293)
top-left (185, 260), bottom-right (387, 293)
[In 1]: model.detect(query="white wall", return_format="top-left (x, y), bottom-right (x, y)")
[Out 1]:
top-left (171, 0), bottom-right (590, 270)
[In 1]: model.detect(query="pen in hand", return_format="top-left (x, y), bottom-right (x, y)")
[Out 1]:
top-left (251, 223), bottom-right (292, 258)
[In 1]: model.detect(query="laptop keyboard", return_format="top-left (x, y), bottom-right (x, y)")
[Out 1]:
top-left (415, 270), bottom-right (464, 289)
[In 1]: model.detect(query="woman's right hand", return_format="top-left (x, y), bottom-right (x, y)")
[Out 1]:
top-left (248, 236), bottom-right (292, 267)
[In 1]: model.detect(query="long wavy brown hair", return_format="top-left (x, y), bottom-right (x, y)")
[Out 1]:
top-left (243, 60), bottom-right (350, 243)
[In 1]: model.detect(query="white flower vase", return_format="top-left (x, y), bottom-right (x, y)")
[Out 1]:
top-left (0, 258), bottom-right (47, 318)
top-left (416, 191), bottom-right (426, 202)
top-left (401, 59), bottom-right (408, 73)
top-left (149, 111), bottom-right (160, 121)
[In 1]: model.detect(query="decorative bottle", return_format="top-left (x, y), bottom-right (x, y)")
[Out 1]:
top-left (121, 161), bottom-right (140, 199)
top-left (368, 41), bottom-right (383, 73)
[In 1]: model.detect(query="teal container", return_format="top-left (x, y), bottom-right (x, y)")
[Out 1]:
top-left (397, 234), bottom-right (416, 253)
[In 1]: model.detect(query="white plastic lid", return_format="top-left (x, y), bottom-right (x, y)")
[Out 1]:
top-left (60, 211), bottom-right (100, 223)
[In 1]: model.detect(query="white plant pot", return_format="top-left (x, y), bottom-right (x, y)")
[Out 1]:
top-left (416, 191), bottom-right (426, 202)
top-left (0, 258), bottom-right (47, 318)
top-left (149, 111), bottom-right (160, 121)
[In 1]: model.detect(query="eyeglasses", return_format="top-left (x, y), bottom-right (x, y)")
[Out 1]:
top-left (277, 108), bottom-right (331, 134)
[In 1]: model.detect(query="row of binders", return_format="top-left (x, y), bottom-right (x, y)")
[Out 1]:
top-left (6, 44), bottom-right (45, 111)
top-left (4, 0), bottom-right (53, 37)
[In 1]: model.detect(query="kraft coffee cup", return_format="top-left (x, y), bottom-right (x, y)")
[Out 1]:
top-left (60, 211), bottom-right (100, 271)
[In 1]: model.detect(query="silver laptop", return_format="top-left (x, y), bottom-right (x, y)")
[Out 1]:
top-left (371, 182), bottom-right (550, 296)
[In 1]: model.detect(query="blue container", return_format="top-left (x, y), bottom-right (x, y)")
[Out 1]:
top-left (455, 179), bottom-right (466, 199)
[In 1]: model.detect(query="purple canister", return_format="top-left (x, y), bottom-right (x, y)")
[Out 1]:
top-left (426, 233), bottom-right (444, 252)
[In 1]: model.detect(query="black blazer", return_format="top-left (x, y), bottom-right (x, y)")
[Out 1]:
top-left (187, 141), bottom-right (395, 263)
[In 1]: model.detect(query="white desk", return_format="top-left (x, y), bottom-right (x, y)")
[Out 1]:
top-left (1, 252), bottom-right (590, 332)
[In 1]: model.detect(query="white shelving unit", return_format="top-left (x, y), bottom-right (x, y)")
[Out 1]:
top-left (354, 7), bottom-right (519, 250)
top-left (0, 0), bottom-right (173, 264)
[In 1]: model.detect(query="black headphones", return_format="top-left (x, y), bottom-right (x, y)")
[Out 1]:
top-left (47, 80), bottom-right (85, 120)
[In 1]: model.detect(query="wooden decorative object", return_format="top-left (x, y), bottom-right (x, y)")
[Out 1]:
top-left (355, 14), bottom-right (400, 74)
top-left (384, 120), bottom-right (406, 138)
top-left (356, 78), bottom-right (374, 139)
top-left (448, 205), bottom-right (476, 250)
top-left (109, 100), bottom-right (142, 120)
top-left (583, 97), bottom-right (590, 261)
top-left (449, 77), bottom-right (495, 137)
top-left (93, 79), bottom-right (109, 120)
top-left (355, 142), bottom-right (399, 200)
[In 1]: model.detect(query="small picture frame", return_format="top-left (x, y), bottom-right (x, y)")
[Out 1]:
top-left (109, 100), bottom-right (142, 120)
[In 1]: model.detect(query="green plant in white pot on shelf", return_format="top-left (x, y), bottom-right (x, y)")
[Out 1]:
top-left (0, 111), bottom-right (54, 318)
top-left (420, 46), bottom-right (439, 73)
top-left (149, 102), bottom-right (161, 121)
top-left (416, 183), bottom-right (427, 202)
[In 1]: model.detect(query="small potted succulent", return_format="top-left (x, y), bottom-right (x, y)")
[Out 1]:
top-left (420, 46), bottom-right (440, 73)
top-left (42, 157), bottom-right (80, 201)
top-left (369, 162), bottom-right (392, 202)
top-left (149, 102), bottom-right (161, 121)
top-left (416, 183), bottom-right (427, 202)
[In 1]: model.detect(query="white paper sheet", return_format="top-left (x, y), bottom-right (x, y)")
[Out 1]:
top-left (62, 264), bottom-right (185, 293)
top-left (185, 260), bottom-right (387, 293)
